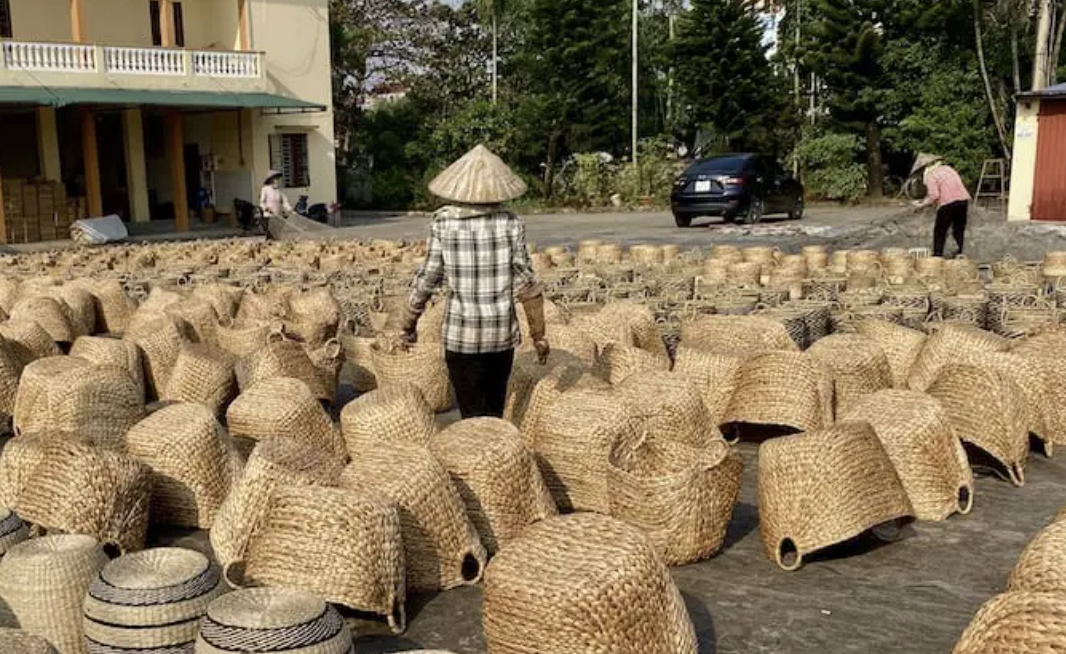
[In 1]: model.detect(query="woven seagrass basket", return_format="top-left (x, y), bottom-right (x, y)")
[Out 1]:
top-left (608, 436), bottom-right (741, 565)
top-left (70, 336), bottom-right (146, 401)
top-left (339, 441), bottom-right (486, 592)
top-left (83, 548), bottom-right (224, 654)
top-left (339, 383), bottom-right (437, 453)
top-left (952, 591), bottom-right (1066, 654)
top-left (431, 418), bottom-right (557, 554)
top-left (482, 514), bottom-right (697, 654)
top-left (757, 422), bottom-right (914, 571)
top-left (841, 390), bottom-right (974, 521)
top-left (125, 403), bottom-right (242, 529)
top-left (0, 319), bottom-right (61, 367)
top-left (1009, 521), bottom-right (1066, 594)
top-left (194, 588), bottom-right (354, 654)
top-left (0, 628), bottom-right (59, 654)
top-left (369, 340), bottom-right (452, 413)
top-left (226, 377), bottom-right (345, 460)
top-left (0, 535), bottom-right (109, 654)
top-left (720, 351), bottom-right (832, 434)
top-left (806, 334), bottom-right (892, 417)
top-left (210, 438), bottom-right (345, 570)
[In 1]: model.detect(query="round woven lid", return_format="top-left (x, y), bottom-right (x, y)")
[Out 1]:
top-left (196, 587), bottom-right (353, 654)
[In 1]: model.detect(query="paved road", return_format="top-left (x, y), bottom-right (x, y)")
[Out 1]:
top-left (333, 205), bottom-right (911, 248)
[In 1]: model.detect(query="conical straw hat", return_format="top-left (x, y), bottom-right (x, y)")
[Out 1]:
top-left (910, 153), bottom-right (943, 176)
top-left (429, 145), bottom-right (527, 205)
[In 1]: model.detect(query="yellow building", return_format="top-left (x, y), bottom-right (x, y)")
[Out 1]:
top-left (0, 0), bottom-right (335, 242)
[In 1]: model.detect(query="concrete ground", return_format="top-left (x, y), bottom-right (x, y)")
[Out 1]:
top-left (152, 425), bottom-right (1066, 654)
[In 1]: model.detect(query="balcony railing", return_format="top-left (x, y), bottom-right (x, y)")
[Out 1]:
top-left (2, 40), bottom-right (262, 79)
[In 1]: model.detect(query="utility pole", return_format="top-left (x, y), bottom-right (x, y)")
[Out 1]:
top-left (667, 11), bottom-right (676, 126)
top-left (1033, 0), bottom-right (1053, 90)
top-left (632, 0), bottom-right (639, 166)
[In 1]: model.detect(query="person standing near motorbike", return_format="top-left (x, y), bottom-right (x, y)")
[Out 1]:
top-left (400, 145), bottom-right (550, 419)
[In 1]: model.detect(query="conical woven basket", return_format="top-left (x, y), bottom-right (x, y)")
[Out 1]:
top-left (927, 363), bottom-right (1029, 486)
top-left (13, 355), bottom-right (90, 436)
top-left (236, 484), bottom-right (406, 633)
top-left (338, 441), bottom-right (486, 592)
top-left (163, 344), bottom-right (238, 415)
top-left (907, 323), bottom-right (1009, 392)
top-left (757, 422), bottom-right (914, 571)
top-left (1009, 521), bottom-right (1066, 593)
top-left (226, 378), bottom-right (345, 460)
top-left (194, 587), bottom-right (354, 654)
top-left (13, 439), bottom-right (152, 553)
top-left (482, 514), bottom-right (697, 654)
top-left (806, 334), bottom-right (893, 418)
top-left (83, 548), bottom-right (224, 653)
top-left (0, 319), bottom-right (61, 367)
top-left (618, 371), bottom-right (725, 447)
top-left (593, 342), bottom-right (670, 386)
top-left (125, 403), bottom-right (242, 529)
top-left (952, 591), bottom-right (1066, 654)
top-left (841, 390), bottom-right (974, 521)
top-left (235, 334), bottom-right (332, 403)
top-left (369, 341), bottom-right (452, 413)
top-left (681, 314), bottom-right (799, 355)
top-left (528, 388), bottom-right (642, 513)
top-left (854, 319), bottom-right (927, 389)
top-left (431, 418), bottom-right (557, 554)
top-left (504, 350), bottom-right (589, 435)
top-left (209, 438), bottom-right (344, 570)
top-left (70, 336), bottom-right (146, 401)
top-left (721, 351), bottom-right (832, 434)
top-left (339, 383), bottom-right (437, 454)
top-left (125, 315), bottom-right (188, 400)
top-left (0, 628), bottom-right (59, 654)
top-left (0, 535), bottom-right (109, 654)
top-left (608, 436), bottom-right (741, 566)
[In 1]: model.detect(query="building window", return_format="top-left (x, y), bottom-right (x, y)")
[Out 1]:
top-left (0, 0), bottom-right (13, 38)
top-left (149, 0), bottom-right (184, 47)
top-left (269, 134), bottom-right (310, 188)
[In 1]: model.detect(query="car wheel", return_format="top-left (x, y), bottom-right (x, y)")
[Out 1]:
top-left (789, 196), bottom-right (805, 221)
top-left (722, 213), bottom-right (737, 224)
top-left (674, 213), bottom-right (693, 228)
top-left (742, 197), bottom-right (764, 225)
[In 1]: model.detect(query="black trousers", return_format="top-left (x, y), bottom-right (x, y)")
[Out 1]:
top-left (934, 201), bottom-right (969, 257)
top-left (446, 349), bottom-right (515, 419)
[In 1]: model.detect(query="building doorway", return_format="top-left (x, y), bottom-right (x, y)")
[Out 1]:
top-left (97, 112), bottom-right (130, 220)
top-left (1032, 101), bottom-right (1066, 222)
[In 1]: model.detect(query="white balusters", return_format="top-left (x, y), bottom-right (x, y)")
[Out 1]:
top-left (3, 41), bottom-right (97, 72)
top-left (193, 51), bottom-right (261, 78)
top-left (104, 47), bottom-right (185, 75)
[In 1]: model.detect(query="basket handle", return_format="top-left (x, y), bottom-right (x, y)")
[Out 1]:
top-left (323, 338), bottom-right (343, 360)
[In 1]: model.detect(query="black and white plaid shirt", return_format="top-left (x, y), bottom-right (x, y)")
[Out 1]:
top-left (409, 205), bottom-right (539, 354)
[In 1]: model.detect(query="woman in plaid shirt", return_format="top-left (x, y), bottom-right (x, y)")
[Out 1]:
top-left (401, 145), bottom-right (550, 419)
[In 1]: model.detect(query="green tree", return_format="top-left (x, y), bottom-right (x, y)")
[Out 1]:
top-left (803, 0), bottom-right (888, 197)
top-left (673, 0), bottom-right (786, 153)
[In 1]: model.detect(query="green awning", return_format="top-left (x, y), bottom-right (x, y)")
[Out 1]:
top-left (0, 86), bottom-right (324, 111)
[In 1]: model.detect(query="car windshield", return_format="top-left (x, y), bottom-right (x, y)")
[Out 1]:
top-left (686, 156), bottom-right (750, 175)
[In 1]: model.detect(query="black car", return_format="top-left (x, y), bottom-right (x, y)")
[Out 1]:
top-left (670, 154), bottom-right (804, 227)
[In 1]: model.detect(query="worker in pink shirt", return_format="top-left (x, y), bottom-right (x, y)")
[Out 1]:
top-left (911, 153), bottom-right (972, 258)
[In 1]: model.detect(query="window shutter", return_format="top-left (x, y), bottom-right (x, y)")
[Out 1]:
top-left (268, 134), bottom-right (284, 183)
top-left (0, 0), bottom-right (12, 39)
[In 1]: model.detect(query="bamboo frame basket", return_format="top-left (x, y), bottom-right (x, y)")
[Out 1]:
top-left (608, 436), bottom-right (741, 566)
top-left (338, 441), bottom-right (486, 592)
top-left (125, 404), bottom-right (242, 529)
top-left (528, 388), bottom-right (642, 513)
top-left (952, 591), bottom-right (1066, 654)
top-left (757, 422), bottom-right (914, 571)
top-left (841, 390), bottom-right (974, 521)
top-left (339, 383), bottom-right (438, 454)
top-left (482, 514), bottom-right (698, 654)
top-left (431, 418), bottom-right (558, 555)
top-left (226, 378), bottom-right (346, 460)
top-left (927, 363), bottom-right (1029, 487)
top-left (369, 340), bottom-right (452, 413)
top-left (194, 588), bottom-right (354, 654)
top-left (1008, 521), bottom-right (1066, 593)
top-left (83, 548), bottom-right (224, 653)
top-left (806, 334), bottom-right (893, 417)
top-left (0, 535), bottom-right (109, 654)
top-left (236, 484), bottom-right (406, 633)
top-left (210, 438), bottom-right (345, 570)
